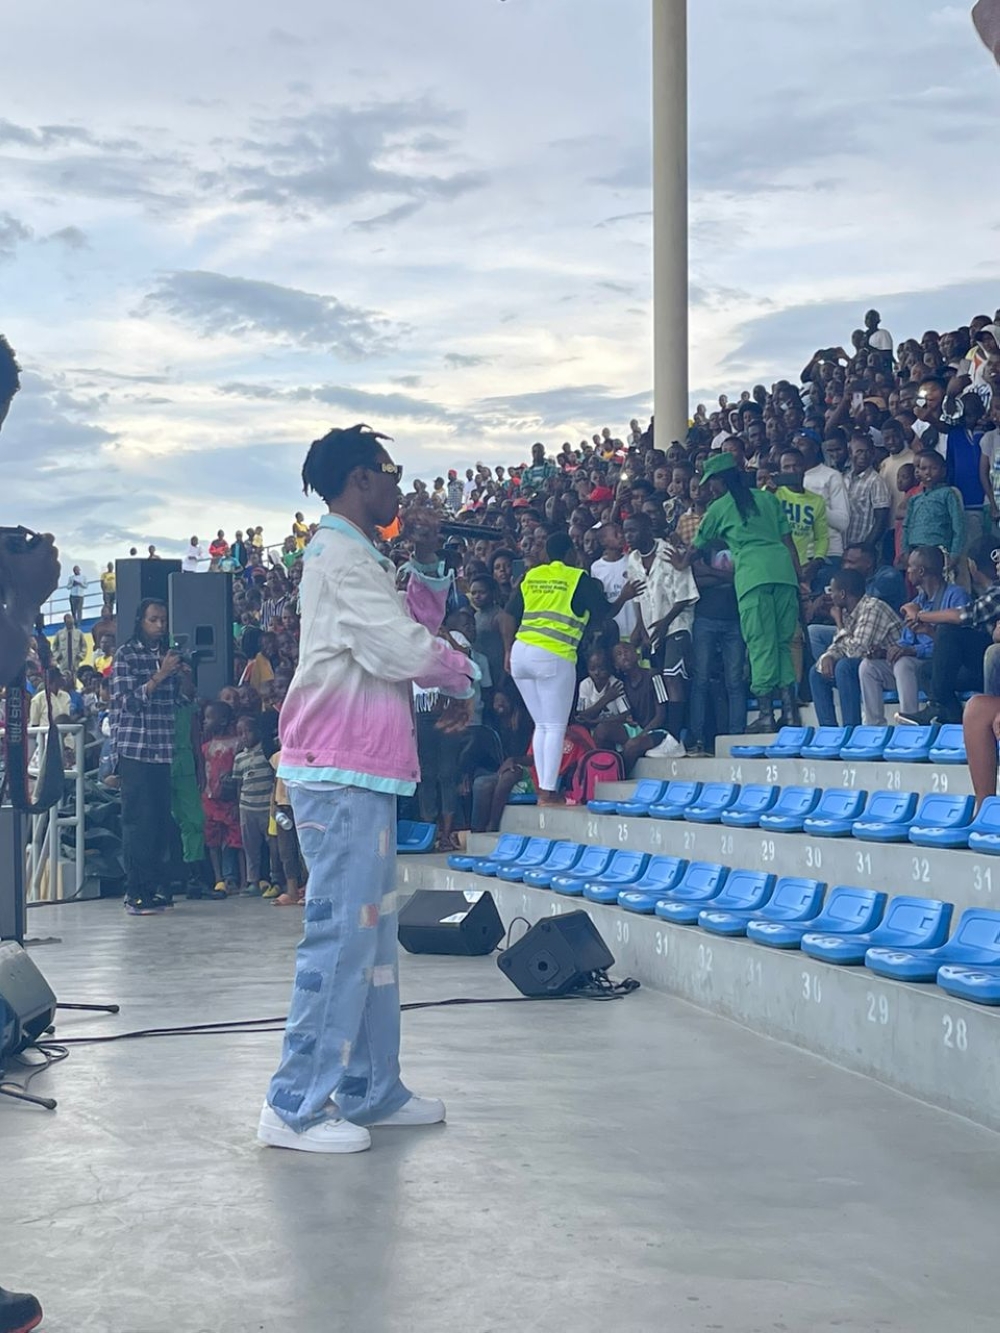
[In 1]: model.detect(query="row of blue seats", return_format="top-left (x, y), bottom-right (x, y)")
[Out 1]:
top-left (451, 835), bottom-right (1000, 1004)
top-left (730, 723), bottom-right (966, 765)
top-left (585, 779), bottom-right (994, 850)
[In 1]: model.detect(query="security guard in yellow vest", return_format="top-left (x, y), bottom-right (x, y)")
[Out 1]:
top-left (506, 532), bottom-right (638, 802)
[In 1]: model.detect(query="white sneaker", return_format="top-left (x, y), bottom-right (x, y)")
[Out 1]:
top-left (645, 735), bottom-right (684, 759)
top-left (257, 1102), bottom-right (372, 1154)
top-left (371, 1095), bottom-right (446, 1127)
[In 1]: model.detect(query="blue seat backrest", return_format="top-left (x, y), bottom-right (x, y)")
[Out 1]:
top-left (678, 862), bottom-right (727, 894)
top-left (930, 724), bottom-right (965, 754)
top-left (605, 850), bottom-right (648, 877)
top-left (954, 909), bottom-right (1000, 949)
top-left (771, 726), bottom-right (811, 748)
top-left (517, 837), bottom-right (554, 864)
top-left (880, 897), bottom-right (952, 937)
top-left (773, 786), bottom-right (821, 814)
top-left (662, 780), bottom-right (702, 806)
top-left (843, 726), bottom-right (891, 753)
top-left (771, 877), bottom-right (826, 912)
top-left (547, 842), bottom-right (584, 870)
top-left (885, 724), bottom-right (936, 754)
top-left (719, 870), bottom-right (774, 901)
top-left (913, 793), bottom-right (974, 827)
top-left (631, 779), bottom-right (667, 805)
top-left (493, 833), bottom-right (527, 859)
top-left (972, 797), bottom-right (1000, 831)
top-left (821, 886), bottom-right (885, 926)
top-left (807, 726), bottom-right (851, 749)
top-left (574, 846), bottom-right (614, 874)
top-left (695, 783), bottom-right (739, 808)
top-left (641, 856), bottom-right (688, 886)
top-left (815, 788), bottom-right (866, 818)
top-left (733, 784), bottom-right (779, 810)
top-left (861, 790), bottom-right (919, 823)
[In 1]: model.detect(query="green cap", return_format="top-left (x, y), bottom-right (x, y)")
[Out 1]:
top-left (700, 452), bottom-right (738, 482)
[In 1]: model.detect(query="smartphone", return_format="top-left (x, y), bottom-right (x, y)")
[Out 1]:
top-left (512, 559), bottom-right (526, 583)
top-left (851, 392), bottom-right (864, 410)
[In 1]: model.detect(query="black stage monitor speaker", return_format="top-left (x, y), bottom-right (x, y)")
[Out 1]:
top-left (168, 572), bottom-right (235, 702)
top-left (398, 889), bottom-right (504, 957)
top-left (115, 558), bottom-right (182, 640)
top-left (498, 911), bottom-right (615, 997)
top-left (0, 941), bottom-right (57, 1064)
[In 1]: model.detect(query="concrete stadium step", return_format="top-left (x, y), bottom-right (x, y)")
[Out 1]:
top-left (491, 805), bottom-right (997, 919)
top-left (627, 752), bottom-right (972, 799)
top-left (397, 854), bottom-right (1000, 1134)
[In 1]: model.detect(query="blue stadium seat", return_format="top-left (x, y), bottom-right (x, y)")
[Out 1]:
top-left (656, 870), bottom-right (775, 925)
top-left (839, 726), bottom-right (892, 761)
top-left (578, 850), bottom-right (651, 902)
top-left (652, 862), bottom-right (729, 918)
top-left (719, 784), bottom-right (780, 828)
top-left (936, 964), bottom-right (1000, 1005)
top-left (928, 724), bottom-right (967, 766)
top-left (758, 786), bottom-right (822, 833)
top-left (801, 895), bottom-right (953, 965)
top-left (966, 797), bottom-right (1000, 856)
top-left (507, 792), bottom-right (537, 805)
top-left (614, 779), bottom-right (671, 817)
top-left (801, 787), bottom-right (869, 838)
top-left (851, 790), bottom-right (920, 843)
top-left (617, 857), bottom-right (690, 913)
top-left (747, 885), bottom-right (886, 950)
top-left (448, 831), bottom-right (527, 872)
top-left (866, 908), bottom-right (1000, 981)
top-left (729, 742), bottom-right (768, 759)
top-left (494, 837), bottom-right (560, 882)
top-left (907, 793), bottom-right (975, 848)
top-left (883, 724), bottom-right (938, 764)
top-left (522, 842), bottom-right (587, 889)
top-left (699, 877), bottom-right (826, 937)
top-left (801, 726), bottom-right (853, 760)
top-left (548, 846), bottom-right (617, 894)
top-left (684, 783), bottom-right (741, 824)
top-left (763, 726), bottom-right (815, 759)
top-left (647, 781), bottom-right (704, 820)
top-left (397, 821), bottom-right (437, 854)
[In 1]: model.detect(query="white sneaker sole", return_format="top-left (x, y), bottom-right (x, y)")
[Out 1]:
top-left (372, 1099), bottom-right (446, 1127)
top-left (257, 1111), bottom-right (371, 1154)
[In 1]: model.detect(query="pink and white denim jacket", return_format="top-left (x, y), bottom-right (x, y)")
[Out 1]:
top-left (278, 515), bottom-right (477, 794)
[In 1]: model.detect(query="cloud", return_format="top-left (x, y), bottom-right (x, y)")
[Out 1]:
top-left (443, 352), bottom-right (488, 369)
top-left (475, 384), bottom-right (652, 431)
top-left (0, 212), bottom-right (32, 260)
top-left (350, 201), bottom-right (423, 232)
top-left (45, 225), bottom-right (89, 250)
top-left (217, 380), bottom-right (457, 426)
top-left (140, 271), bottom-right (401, 358)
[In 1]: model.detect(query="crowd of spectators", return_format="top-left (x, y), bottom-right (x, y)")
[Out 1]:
top-left (13, 302), bottom-right (1000, 872)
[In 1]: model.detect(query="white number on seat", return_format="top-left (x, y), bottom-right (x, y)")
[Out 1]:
top-left (931, 772), bottom-right (949, 793)
top-left (942, 1014), bottom-right (968, 1051)
top-left (806, 845), bottom-right (822, 869)
top-left (746, 957), bottom-right (762, 986)
top-left (683, 828), bottom-right (696, 850)
top-left (842, 767), bottom-right (857, 787)
top-left (720, 833), bottom-right (734, 857)
top-left (761, 839), bottom-right (776, 863)
top-left (615, 919), bottom-right (630, 944)
top-left (911, 857), bottom-right (930, 884)
top-left (866, 992), bottom-right (889, 1025)
top-left (885, 769), bottom-right (901, 791)
top-left (973, 865), bottom-right (993, 895)
top-left (801, 971), bottom-right (822, 1003)
top-left (856, 850), bottom-right (872, 876)
top-left (765, 764), bottom-right (778, 783)
top-left (730, 764), bottom-right (742, 784)
top-left (697, 942), bottom-right (713, 974)
top-left (801, 764), bottom-right (816, 785)
top-left (655, 930), bottom-right (667, 957)
top-left (587, 818), bottom-right (599, 839)
top-left (617, 821), bottom-right (629, 844)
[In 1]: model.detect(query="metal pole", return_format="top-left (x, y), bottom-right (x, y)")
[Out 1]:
top-left (652, 0), bottom-right (689, 446)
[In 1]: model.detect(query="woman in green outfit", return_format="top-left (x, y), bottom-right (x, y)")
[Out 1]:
top-left (669, 452), bottom-right (802, 733)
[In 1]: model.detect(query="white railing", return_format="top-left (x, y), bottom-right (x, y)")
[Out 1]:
top-left (1, 723), bottom-right (89, 902)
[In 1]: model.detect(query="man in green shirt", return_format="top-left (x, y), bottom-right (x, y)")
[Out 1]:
top-left (775, 447), bottom-right (828, 588)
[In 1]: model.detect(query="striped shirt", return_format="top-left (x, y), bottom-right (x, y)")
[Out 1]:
top-left (233, 745), bottom-right (275, 810)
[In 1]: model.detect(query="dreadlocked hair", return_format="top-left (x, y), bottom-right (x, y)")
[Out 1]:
top-left (131, 597), bottom-right (168, 647)
top-left (719, 467), bottom-right (757, 524)
top-left (301, 423), bottom-right (393, 504)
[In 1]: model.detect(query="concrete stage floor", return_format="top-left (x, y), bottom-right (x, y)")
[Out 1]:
top-left (2, 898), bottom-right (998, 1333)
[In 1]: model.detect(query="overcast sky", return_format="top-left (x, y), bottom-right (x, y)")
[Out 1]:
top-left (1, 0), bottom-right (997, 568)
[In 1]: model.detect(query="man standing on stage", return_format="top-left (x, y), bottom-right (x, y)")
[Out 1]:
top-left (257, 424), bottom-right (477, 1155)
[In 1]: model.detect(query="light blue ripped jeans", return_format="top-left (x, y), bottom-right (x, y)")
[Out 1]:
top-left (266, 784), bottom-right (410, 1132)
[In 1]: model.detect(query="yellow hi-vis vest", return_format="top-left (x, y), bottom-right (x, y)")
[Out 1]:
top-left (516, 561), bottom-right (588, 661)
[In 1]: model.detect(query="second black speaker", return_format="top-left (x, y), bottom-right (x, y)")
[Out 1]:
top-left (168, 572), bottom-right (234, 701)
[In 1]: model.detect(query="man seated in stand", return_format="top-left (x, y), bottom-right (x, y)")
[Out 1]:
top-left (858, 546), bottom-right (968, 724)
top-left (806, 542), bottom-right (905, 663)
top-left (591, 641), bottom-right (673, 772)
top-left (808, 567), bottom-right (902, 727)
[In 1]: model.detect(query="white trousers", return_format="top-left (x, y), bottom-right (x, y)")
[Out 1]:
top-left (858, 656), bottom-right (931, 723)
top-left (510, 639), bottom-right (578, 792)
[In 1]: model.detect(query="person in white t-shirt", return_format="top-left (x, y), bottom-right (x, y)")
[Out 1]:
top-left (182, 536), bottom-right (206, 573)
top-left (589, 524), bottom-right (637, 640)
top-left (797, 433), bottom-right (850, 569)
top-left (575, 649), bottom-right (629, 728)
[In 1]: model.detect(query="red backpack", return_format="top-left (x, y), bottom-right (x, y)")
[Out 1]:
top-left (566, 749), bottom-right (625, 805)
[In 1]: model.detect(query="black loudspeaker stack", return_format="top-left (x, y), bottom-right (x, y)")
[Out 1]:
top-left (0, 941), bottom-right (56, 1066)
top-left (114, 558), bottom-right (181, 640)
top-left (168, 572), bottom-right (234, 702)
top-left (398, 890), bottom-right (505, 956)
top-left (498, 911), bottom-right (615, 996)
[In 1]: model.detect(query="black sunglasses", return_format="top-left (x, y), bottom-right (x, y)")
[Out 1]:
top-left (365, 461), bottom-right (403, 483)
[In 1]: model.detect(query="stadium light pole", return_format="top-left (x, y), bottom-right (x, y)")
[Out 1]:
top-left (652, 0), bottom-right (689, 445)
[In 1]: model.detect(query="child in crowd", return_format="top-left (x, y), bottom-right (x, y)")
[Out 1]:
top-left (575, 649), bottom-right (628, 728)
top-left (233, 714), bottom-right (278, 897)
top-left (200, 700), bottom-right (244, 896)
top-left (894, 462), bottom-right (917, 562)
top-left (270, 752), bottom-right (305, 906)
top-left (675, 476), bottom-right (706, 547)
top-left (902, 449), bottom-right (966, 561)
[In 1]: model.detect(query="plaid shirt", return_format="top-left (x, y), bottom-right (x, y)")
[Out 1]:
top-left (960, 583), bottom-right (1000, 630)
top-left (824, 596), bottom-right (902, 664)
top-left (110, 640), bottom-right (180, 764)
top-left (844, 468), bottom-right (891, 545)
